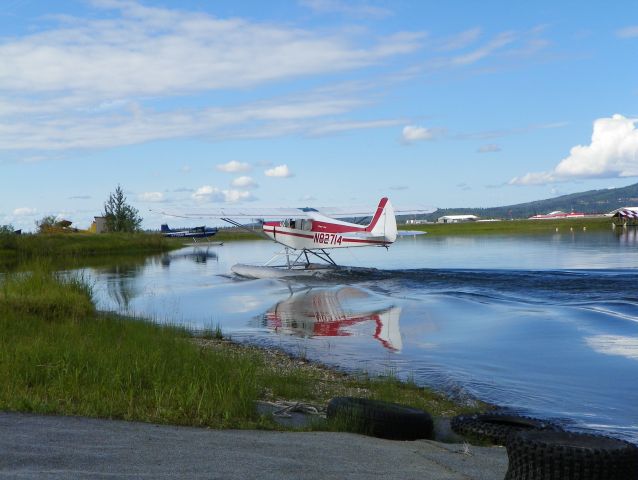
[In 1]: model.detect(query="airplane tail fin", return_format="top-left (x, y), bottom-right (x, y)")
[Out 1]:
top-left (365, 197), bottom-right (397, 243)
top-left (160, 224), bottom-right (170, 232)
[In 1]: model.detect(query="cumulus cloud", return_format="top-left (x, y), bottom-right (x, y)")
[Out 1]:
top-left (510, 114), bottom-right (638, 185)
top-left (223, 189), bottom-right (256, 203)
top-left (264, 164), bottom-right (294, 177)
top-left (192, 186), bottom-right (224, 203)
top-left (401, 125), bottom-right (437, 143)
top-left (138, 191), bottom-right (164, 202)
top-left (192, 185), bottom-right (255, 203)
top-left (12, 207), bottom-right (37, 216)
top-left (477, 144), bottom-right (501, 153)
top-left (231, 176), bottom-right (258, 188)
top-left (216, 161), bottom-right (252, 173)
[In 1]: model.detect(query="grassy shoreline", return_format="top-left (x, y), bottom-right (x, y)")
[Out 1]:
top-left (0, 232), bottom-right (180, 264)
top-left (401, 216), bottom-right (614, 236)
top-left (0, 268), bottom-right (479, 430)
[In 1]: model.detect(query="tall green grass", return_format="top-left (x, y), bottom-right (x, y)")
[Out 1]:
top-left (0, 232), bottom-right (179, 266)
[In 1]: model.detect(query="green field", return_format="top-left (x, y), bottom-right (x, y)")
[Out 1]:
top-left (400, 216), bottom-right (614, 236)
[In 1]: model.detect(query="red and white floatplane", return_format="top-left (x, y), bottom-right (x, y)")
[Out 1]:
top-left (160, 197), bottom-right (432, 278)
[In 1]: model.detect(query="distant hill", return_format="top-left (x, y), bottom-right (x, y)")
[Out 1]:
top-left (415, 182), bottom-right (638, 221)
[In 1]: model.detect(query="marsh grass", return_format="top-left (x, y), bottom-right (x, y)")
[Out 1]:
top-left (0, 264), bottom-right (94, 320)
top-left (0, 233), bottom-right (178, 265)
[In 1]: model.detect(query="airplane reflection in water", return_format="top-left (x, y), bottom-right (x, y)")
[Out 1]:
top-left (263, 286), bottom-right (402, 351)
top-left (160, 247), bottom-right (218, 267)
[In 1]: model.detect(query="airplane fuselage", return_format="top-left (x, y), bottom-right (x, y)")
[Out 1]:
top-left (261, 197), bottom-right (396, 250)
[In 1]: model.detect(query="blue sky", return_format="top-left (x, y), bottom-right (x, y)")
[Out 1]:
top-left (1, 0), bottom-right (637, 231)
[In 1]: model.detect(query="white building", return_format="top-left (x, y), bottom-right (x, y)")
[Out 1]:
top-left (437, 214), bottom-right (479, 224)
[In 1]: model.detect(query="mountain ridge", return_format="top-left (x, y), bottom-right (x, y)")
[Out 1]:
top-left (421, 182), bottom-right (638, 221)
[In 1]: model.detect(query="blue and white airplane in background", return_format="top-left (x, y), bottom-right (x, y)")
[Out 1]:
top-left (160, 224), bottom-right (218, 240)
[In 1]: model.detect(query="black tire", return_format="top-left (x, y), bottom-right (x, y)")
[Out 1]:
top-left (450, 412), bottom-right (561, 445)
top-left (505, 430), bottom-right (638, 480)
top-left (326, 397), bottom-right (434, 441)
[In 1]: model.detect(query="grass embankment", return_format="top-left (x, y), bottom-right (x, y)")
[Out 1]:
top-left (0, 268), bottom-right (473, 429)
top-left (214, 228), bottom-right (264, 242)
top-left (0, 232), bottom-right (178, 259)
top-left (0, 232), bottom-right (181, 270)
top-left (401, 216), bottom-right (614, 236)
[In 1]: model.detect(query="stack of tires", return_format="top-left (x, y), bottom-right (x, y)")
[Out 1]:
top-left (450, 412), bottom-right (638, 479)
top-left (505, 431), bottom-right (638, 480)
top-left (450, 412), bottom-right (561, 445)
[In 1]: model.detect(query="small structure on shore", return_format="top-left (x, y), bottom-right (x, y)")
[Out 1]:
top-left (90, 216), bottom-right (108, 233)
top-left (437, 214), bottom-right (478, 224)
top-left (529, 211), bottom-right (585, 220)
top-left (610, 207), bottom-right (638, 227)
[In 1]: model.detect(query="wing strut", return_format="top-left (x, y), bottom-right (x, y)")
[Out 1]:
top-left (220, 217), bottom-right (269, 239)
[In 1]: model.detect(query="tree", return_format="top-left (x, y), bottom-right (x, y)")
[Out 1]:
top-left (35, 215), bottom-right (58, 233)
top-left (103, 185), bottom-right (142, 232)
top-left (0, 224), bottom-right (15, 234)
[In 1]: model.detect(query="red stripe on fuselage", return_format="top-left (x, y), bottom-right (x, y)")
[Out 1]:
top-left (263, 228), bottom-right (314, 239)
top-left (264, 227), bottom-right (388, 245)
top-left (310, 221), bottom-right (364, 234)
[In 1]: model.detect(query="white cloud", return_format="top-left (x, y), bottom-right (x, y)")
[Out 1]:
top-left (0, 2), bottom-right (419, 97)
top-left (510, 114), bottom-right (638, 185)
top-left (12, 207), bottom-right (37, 216)
top-left (616, 26), bottom-right (638, 38)
top-left (508, 171), bottom-right (556, 186)
top-left (191, 185), bottom-right (255, 203)
top-left (192, 186), bottom-right (224, 203)
top-left (264, 164), bottom-right (294, 177)
top-left (223, 189), bottom-right (256, 203)
top-left (138, 191), bottom-right (164, 202)
top-left (0, 1), bottom-right (424, 153)
top-left (402, 125), bottom-right (435, 143)
top-left (231, 176), bottom-right (258, 188)
top-left (216, 161), bottom-right (251, 173)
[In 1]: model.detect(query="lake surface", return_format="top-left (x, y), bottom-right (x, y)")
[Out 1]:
top-left (88, 229), bottom-right (638, 442)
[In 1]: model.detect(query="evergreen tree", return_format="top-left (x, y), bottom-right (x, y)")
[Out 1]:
top-left (103, 185), bottom-right (142, 232)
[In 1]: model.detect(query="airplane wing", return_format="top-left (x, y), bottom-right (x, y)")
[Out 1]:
top-left (155, 207), bottom-right (317, 220)
top-left (155, 204), bottom-right (435, 220)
